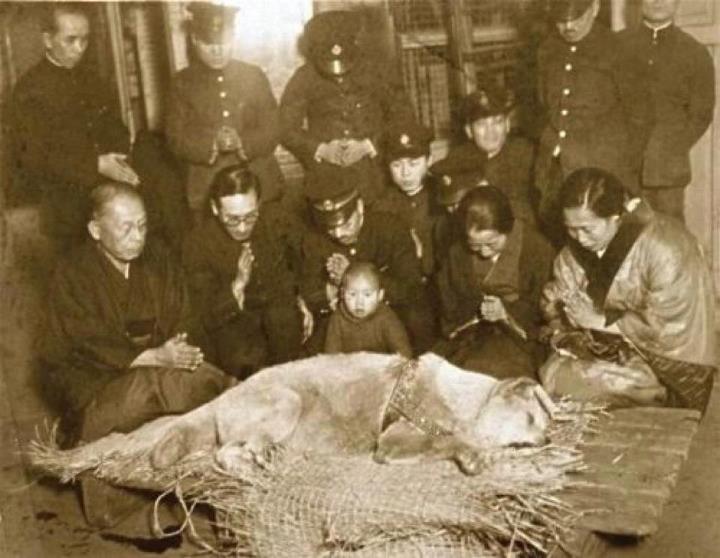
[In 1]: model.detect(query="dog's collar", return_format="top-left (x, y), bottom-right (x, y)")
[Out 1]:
top-left (384, 359), bottom-right (453, 437)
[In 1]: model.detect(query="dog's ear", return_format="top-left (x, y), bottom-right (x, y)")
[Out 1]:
top-left (493, 377), bottom-right (538, 400)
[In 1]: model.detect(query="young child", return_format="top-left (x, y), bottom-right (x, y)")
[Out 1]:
top-left (375, 117), bottom-right (439, 278)
top-left (325, 262), bottom-right (413, 358)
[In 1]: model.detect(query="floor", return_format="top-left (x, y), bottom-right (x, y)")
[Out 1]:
top-left (1, 207), bottom-right (719, 557)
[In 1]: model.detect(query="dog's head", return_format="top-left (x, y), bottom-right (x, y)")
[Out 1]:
top-left (469, 377), bottom-right (555, 448)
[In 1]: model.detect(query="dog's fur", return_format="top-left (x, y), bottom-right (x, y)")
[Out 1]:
top-left (151, 353), bottom-right (553, 475)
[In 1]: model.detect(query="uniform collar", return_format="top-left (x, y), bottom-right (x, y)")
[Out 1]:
top-left (643, 20), bottom-right (674, 40)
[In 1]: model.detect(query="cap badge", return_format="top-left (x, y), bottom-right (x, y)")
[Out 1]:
top-left (331, 44), bottom-right (343, 56)
top-left (442, 175), bottom-right (452, 186)
top-left (479, 90), bottom-right (489, 108)
top-left (322, 199), bottom-right (335, 211)
top-left (400, 134), bottom-right (410, 146)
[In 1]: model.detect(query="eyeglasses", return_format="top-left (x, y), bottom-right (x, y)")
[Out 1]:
top-left (219, 210), bottom-right (259, 228)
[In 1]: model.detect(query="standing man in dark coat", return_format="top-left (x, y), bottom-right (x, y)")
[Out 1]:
top-left (182, 165), bottom-right (310, 379)
top-left (166, 2), bottom-right (285, 215)
top-left (535, 0), bottom-right (649, 241)
top-left (617, 0), bottom-right (715, 222)
top-left (299, 164), bottom-right (433, 354)
top-left (9, 3), bottom-right (138, 250)
top-left (41, 182), bottom-right (231, 529)
top-left (279, 10), bottom-right (414, 205)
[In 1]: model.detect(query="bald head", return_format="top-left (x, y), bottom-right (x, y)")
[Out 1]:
top-left (90, 182), bottom-right (144, 220)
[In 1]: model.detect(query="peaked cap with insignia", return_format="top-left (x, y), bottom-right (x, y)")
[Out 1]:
top-left (383, 118), bottom-right (433, 162)
top-left (186, 2), bottom-right (238, 44)
top-left (462, 80), bottom-right (516, 123)
top-left (305, 163), bottom-right (362, 228)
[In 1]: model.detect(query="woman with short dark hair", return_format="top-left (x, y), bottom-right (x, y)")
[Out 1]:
top-left (435, 187), bottom-right (555, 380)
top-left (541, 167), bottom-right (716, 413)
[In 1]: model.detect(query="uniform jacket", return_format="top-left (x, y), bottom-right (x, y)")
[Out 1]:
top-left (437, 221), bottom-right (555, 339)
top-left (536, 25), bottom-right (650, 192)
top-left (300, 210), bottom-right (424, 315)
top-left (42, 240), bottom-right (194, 411)
top-left (325, 303), bottom-right (413, 358)
top-left (374, 185), bottom-right (440, 276)
top-left (9, 58), bottom-right (128, 233)
top-left (182, 205), bottom-right (299, 332)
top-left (542, 205), bottom-right (716, 367)
top-left (617, 24), bottom-right (715, 187)
top-left (279, 61), bottom-right (413, 166)
top-left (166, 59), bottom-right (284, 205)
top-left (439, 137), bottom-right (536, 223)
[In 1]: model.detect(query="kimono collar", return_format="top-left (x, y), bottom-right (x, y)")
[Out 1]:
top-left (568, 213), bottom-right (646, 309)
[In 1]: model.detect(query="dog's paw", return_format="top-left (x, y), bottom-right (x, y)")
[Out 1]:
top-left (454, 447), bottom-right (485, 476)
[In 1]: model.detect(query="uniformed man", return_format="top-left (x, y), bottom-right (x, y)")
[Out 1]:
top-left (535, 0), bottom-right (649, 241)
top-left (299, 164), bottom-right (432, 354)
top-left (9, 3), bottom-right (138, 250)
top-left (429, 154), bottom-right (486, 268)
top-left (617, 0), bottom-right (715, 222)
top-left (166, 2), bottom-right (285, 214)
top-left (182, 165), bottom-right (310, 379)
top-left (439, 83), bottom-right (537, 224)
top-left (279, 10), bottom-right (414, 205)
top-left (375, 118), bottom-right (440, 278)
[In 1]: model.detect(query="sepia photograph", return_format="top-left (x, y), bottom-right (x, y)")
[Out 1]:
top-left (0, 0), bottom-right (718, 556)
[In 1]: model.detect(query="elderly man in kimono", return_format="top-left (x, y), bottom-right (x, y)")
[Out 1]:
top-left (41, 182), bottom-right (232, 529)
top-left (540, 167), bottom-right (716, 414)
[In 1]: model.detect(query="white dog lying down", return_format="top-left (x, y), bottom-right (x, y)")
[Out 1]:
top-left (151, 352), bottom-right (558, 475)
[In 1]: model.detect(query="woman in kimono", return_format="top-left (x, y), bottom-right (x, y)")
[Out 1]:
top-left (541, 167), bottom-right (716, 413)
top-left (435, 187), bottom-right (555, 380)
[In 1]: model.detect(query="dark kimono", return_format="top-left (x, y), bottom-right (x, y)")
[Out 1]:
top-left (182, 206), bottom-right (303, 378)
top-left (436, 221), bottom-right (555, 380)
top-left (41, 240), bottom-right (228, 438)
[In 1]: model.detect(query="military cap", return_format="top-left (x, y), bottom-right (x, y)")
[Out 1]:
top-left (186, 2), bottom-right (238, 44)
top-left (303, 10), bottom-right (360, 77)
top-left (462, 82), bottom-right (515, 123)
top-left (548, 0), bottom-right (595, 22)
top-left (305, 164), bottom-right (361, 228)
top-left (429, 152), bottom-right (487, 206)
top-left (383, 118), bottom-right (433, 162)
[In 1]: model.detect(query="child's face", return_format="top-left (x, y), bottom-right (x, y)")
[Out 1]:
top-left (342, 274), bottom-right (384, 319)
top-left (465, 115), bottom-right (510, 156)
top-left (389, 156), bottom-right (430, 195)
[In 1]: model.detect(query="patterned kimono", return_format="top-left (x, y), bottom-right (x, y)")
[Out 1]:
top-left (542, 205), bottom-right (716, 413)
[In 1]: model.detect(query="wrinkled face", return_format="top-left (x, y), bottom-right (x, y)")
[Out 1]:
top-left (389, 156), bottom-right (430, 195)
top-left (342, 274), bottom-right (384, 319)
top-left (89, 194), bottom-right (147, 264)
top-left (212, 191), bottom-right (260, 242)
top-left (563, 205), bottom-right (620, 253)
top-left (556, 1), bottom-right (599, 43)
top-left (466, 227), bottom-right (507, 259)
top-left (43, 12), bottom-right (89, 69)
top-left (465, 115), bottom-right (510, 156)
top-left (642, 0), bottom-right (680, 25)
top-left (192, 34), bottom-right (233, 70)
top-left (328, 200), bottom-right (363, 245)
top-left (472, 380), bottom-right (551, 448)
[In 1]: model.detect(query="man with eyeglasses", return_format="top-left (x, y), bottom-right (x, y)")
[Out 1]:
top-left (299, 164), bottom-right (431, 354)
top-left (166, 2), bottom-right (285, 217)
top-left (182, 165), bottom-right (309, 379)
